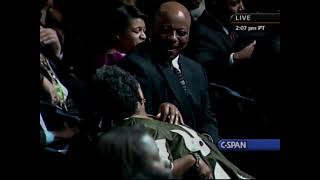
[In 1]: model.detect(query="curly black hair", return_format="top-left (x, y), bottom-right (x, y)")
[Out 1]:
top-left (93, 65), bottom-right (141, 123)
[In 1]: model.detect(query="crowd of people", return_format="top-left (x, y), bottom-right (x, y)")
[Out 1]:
top-left (40, 0), bottom-right (280, 178)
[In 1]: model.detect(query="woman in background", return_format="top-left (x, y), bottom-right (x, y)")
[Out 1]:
top-left (96, 5), bottom-right (147, 67)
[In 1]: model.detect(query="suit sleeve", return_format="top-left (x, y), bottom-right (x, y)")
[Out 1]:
top-left (197, 67), bottom-right (219, 144)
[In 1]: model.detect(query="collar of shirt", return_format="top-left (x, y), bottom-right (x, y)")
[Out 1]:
top-left (171, 55), bottom-right (180, 71)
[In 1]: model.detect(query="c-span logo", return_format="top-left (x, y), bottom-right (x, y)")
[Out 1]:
top-left (218, 139), bottom-right (280, 151)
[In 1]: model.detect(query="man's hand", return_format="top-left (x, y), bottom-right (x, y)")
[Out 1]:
top-left (233, 40), bottom-right (256, 61)
top-left (40, 26), bottom-right (62, 57)
top-left (198, 158), bottom-right (213, 179)
top-left (156, 103), bottom-right (184, 125)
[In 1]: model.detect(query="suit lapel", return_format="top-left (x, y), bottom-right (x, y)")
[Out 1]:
top-left (155, 61), bottom-right (186, 103)
top-left (154, 60), bottom-right (196, 127)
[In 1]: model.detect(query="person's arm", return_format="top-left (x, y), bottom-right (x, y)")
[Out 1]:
top-left (232, 40), bottom-right (256, 63)
top-left (40, 128), bottom-right (79, 146)
top-left (172, 154), bottom-right (213, 179)
top-left (40, 26), bottom-right (62, 59)
top-left (51, 127), bottom-right (80, 141)
top-left (155, 138), bottom-right (196, 177)
top-left (171, 154), bottom-right (196, 177)
top-left (185, 25), bottom-right (233, 69)
top-left (154, 136), bottom-right (212, 178)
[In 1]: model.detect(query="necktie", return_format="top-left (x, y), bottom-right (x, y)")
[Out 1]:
top-left (170, 63), bottom-right (188, 94)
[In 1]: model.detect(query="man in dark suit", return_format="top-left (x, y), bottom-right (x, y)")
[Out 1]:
top-left (184, 0), bottom-right (257, 90)
top-left (118, 1), bottom-right (218, 143)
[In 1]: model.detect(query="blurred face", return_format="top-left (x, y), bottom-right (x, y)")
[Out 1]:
top-left (118, 18), bottom-right (146, 53)
top-left (152, 11), bottom-right (191, 60)
top-left (225, 0), bottom-right (245, 13)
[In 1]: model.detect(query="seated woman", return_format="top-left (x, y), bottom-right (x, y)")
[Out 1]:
top-left (40, 21), bottom-right (88, 115)
top-left (93, 65), bottom-right (253, 179)
top-left (40, 26), bottom-right (81, 154)
top-left (96, 5), bottom-right (147, 67)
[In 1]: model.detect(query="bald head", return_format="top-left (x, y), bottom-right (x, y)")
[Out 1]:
top-left (151, 1), bottom-right (191, 60)
top-left (156, 1), bottom-right (191, 25)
